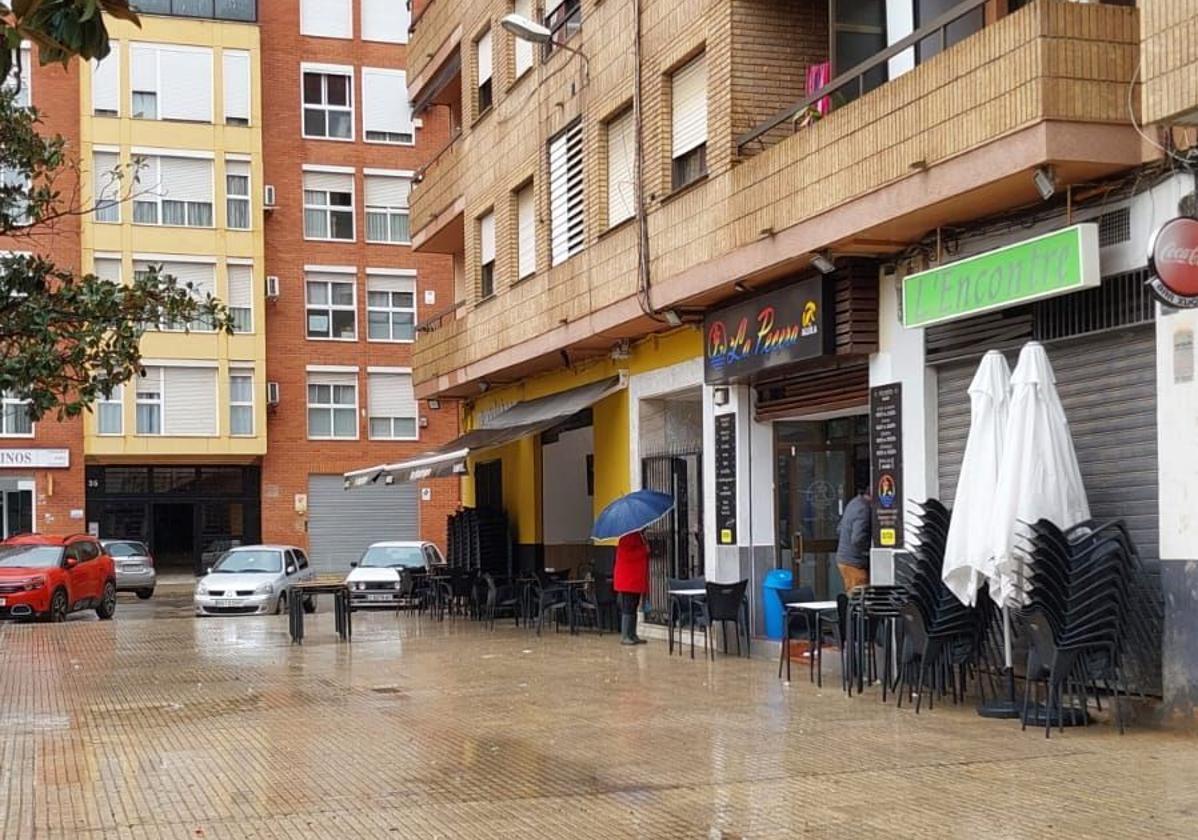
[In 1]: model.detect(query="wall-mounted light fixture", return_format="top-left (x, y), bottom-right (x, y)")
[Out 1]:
top-left (662, 309), bottom-right (683, 327)
top-left (712, 387), bottom-right (730, 406)
top-left (1033, 165), bottom-right (1056, 201)
top-left (811, 252), bottom-right (836, 274)
top-left (427, 398), bottom-right (441, 410)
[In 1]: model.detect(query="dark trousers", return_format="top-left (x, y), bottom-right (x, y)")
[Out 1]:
top-left (619, 593), bottom-right (641, 616)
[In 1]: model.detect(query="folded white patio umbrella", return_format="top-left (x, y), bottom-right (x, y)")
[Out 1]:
top-left (989, 342), bottom-right (1090, 664)
top-left (942, 351), bottom-right (1011, 607)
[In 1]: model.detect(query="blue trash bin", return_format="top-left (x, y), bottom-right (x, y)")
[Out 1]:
top-left (762, 569), bottom-right (794, 640)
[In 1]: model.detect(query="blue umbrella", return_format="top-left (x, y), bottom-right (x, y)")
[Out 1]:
top-left (592, 490), bottom-right (675, 540)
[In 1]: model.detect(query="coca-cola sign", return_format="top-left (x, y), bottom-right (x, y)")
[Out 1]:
top-left (1149, 217), bottom-right (1198, 308)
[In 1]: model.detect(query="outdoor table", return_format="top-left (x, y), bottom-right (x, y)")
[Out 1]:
top-left (426, 574), bottom-right (453, 619)
top-left (668, 588), bottom-right (706, 659)
top-left (288, 580), bottom-right (351, 645)
top-left (782, 601), bottom-right (839, 685)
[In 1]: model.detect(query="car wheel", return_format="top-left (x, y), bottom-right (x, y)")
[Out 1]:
top-left (136, 589), bottom-right (154, 600)
top-left (302, 595), bottom-right (317, 614)
top-left (48, 588), bottom-right (69, 623)
top-left (275, 593), bottom-right (287, 615)
top-left (96, 581), bottom-right (117, 620)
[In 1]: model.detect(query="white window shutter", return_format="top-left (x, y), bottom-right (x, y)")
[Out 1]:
top-left (130, 44), bottom-right (156, 92)
top-left (161, 157), bottom-right (214, 203)
top-left (607, 110), bottom-right (635, 226)
top-left (93, 151), bottom-right (120, 204)
top-left (480, 212), bottom-right (495, 265)
top-left (367, 273), bottom-right (414, 294)
top-left (301, 0), bottom-right (352, 39)
top-left (159, 48), bottom-right (213, 122)
top-left (151, 261), bottom-right (215, 300)
top-left (92, 41), bottom-right (120, 114)
top-left (226, 158), bottom-right (250, 180)
top-left (368, 373), bottom-right (417, 420)
top-left (514, 0), bottom-right (534, 77)
top-left (163, 367), bottom-right (217, 436)
top-left (517, 184), bottom-right (536, 279)
top-left (477, 30), bottom-right (493, 85)
top-left (363, 68), bottom-right (412, 138)
top-left (362, 0), bottom-right (408, 44)
top-left (545, 0), bottom-right (566, 14)
top-left (304, 170), bottom-right (353, 194)
top-left (228, 265), bottom-right (252, 309)
top-left (365, 175), bottom-right (410, 208)
top-left (93, 257), bottom-right (122, 284)
top-left (672, 53), bottom-right (707, 158)
top-left (223, 50), bottom-right (250, 123)
top-left (549, 122), bottom-right (584, 266)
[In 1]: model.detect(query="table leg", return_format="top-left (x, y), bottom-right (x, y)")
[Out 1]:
top-left (290, 592), bottom-right (304, 645)
top-left (809, 615), bottom-right (816, 684)
top-left (668, 598), bottom-right (675, 656)
top-left (688, 599), bottom-right (696, 660)
top-left (345, 590), bottom-right (353, 641)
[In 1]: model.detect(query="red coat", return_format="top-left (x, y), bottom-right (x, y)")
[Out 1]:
top-left (613, 532), bottom-right (650, 594)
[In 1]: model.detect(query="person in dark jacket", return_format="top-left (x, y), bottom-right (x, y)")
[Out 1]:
top-left (613, 530), bottom-right (650, 645)
top-left (836, 485), bottom-right (872, 593)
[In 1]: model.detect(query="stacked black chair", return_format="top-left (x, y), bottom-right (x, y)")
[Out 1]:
top-left (445, 508), bottom-right (512, 577)
top-left (1016, 517), bottom-right (1157, 737)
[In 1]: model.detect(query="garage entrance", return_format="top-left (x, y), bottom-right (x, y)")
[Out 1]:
top-left (306, 475), bottom-right (419, 574)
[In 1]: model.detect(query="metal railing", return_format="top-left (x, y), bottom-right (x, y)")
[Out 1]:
top-left (133, 0), bottom-right (256, 23)
top-left (416, 299), bottom-right (465, 334)
top-left (736, 0), bottom-right (988, 153)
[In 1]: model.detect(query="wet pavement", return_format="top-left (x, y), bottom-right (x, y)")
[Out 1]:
top-left (1, 595), bottom-right (1196, 839)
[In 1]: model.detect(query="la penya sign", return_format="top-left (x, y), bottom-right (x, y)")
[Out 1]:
top-left (901, 224), bottom-right (1100, 329)
top-left (704, 275), bottom-right (833, 384)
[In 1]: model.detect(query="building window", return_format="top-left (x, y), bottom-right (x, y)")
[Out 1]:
top-left (368, 372), bottom-right (418, 440)
top-left (122, 0), bottom-right (257, 22)
top-left (606, 108), bottom-right (635, 227)
top-left (362, 0), bottom-right (409, 44)
top-left (227, 264), bottom-right (253, 333)
top-left (226, 159), bottom-right (250, 229)
top-left (229, 372), bottom-right (254, 436)
top-left (478, 210), bottom-right (495, 299)
top-left (516, 182), bottom-right (536, 280)
top-left (671, 53), bottom-right (708, 191)
top-left (307, 374), bottom-right (357, 439)
top-left (300, 0), bottom-right (352, 39)
top-left (364, 174), bottom-right (411, 243)
top-left (302, 68), bottom-right (353, 140)
top-left (544, 0), bottom-right (582, 58)
top-left (130, 43), bottom-right (214, 123)
top-left (135, 368), bottom-right (163, 435)
top-left (91, 41), bottom-right (119, 116)
top-left (548, 120), bottom-right (584, 266)
top-left (362, 68), bottom-right (414, 144)
top-left (366, 273), bottom-right (416, 342)
top-left (223, 49), bottom-right (251, 125)
top-left (0, 393), bottom-right (33, 437)
top-left (93, 151), bottom-right (122, 223)
top-left (476, 29), bottom-right (493, 116)
top-left (97, 384), bottom-right (123, 436)
top-left (305, 272), bottom-right (357, 340)
top-left (132, 155), bottom-right (215, 228)
top-left (303, 170), bottom-right (354, 240)
top-left (2, 45), bottom-right (31, 109)
top-left (134, 366), bottom-right (218, 436)
top-left (135, 260), bottom-right (216, 332)
top-left (513, 0), bottom-right (534, 79)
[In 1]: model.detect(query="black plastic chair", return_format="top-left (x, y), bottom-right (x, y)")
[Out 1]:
top-left (481, 574), bottom-right (521, 629)
top-left (700, 580), bottom-right (750, 660)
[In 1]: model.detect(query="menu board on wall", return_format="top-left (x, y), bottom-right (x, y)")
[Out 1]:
top-left (870, 384), bottom-right (903, 548)
top-left (714, 413), bottom-right (737, 545)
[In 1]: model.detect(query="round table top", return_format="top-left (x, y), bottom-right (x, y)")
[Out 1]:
top-left (669, 589), bottom-right (706, 597)
top-left (785, 600), bottom-right (839, 611)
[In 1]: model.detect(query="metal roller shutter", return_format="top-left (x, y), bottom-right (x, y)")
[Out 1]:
top-left (306, 475), bottom-right (419, 574)
top-left (936, 325), bottom-right (1159, 570)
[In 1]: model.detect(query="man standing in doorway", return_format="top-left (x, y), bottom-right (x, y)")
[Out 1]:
top-left (836, 478), bottom-right (872, 593)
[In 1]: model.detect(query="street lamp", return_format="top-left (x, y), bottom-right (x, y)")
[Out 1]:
top-left (500, 13), bottom-right (589, 81)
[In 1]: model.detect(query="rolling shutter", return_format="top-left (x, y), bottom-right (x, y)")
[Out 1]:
top-left (549, 120), bottom-right (583, 266)
top-left (93, 151), bottom-right (120, 206)
top-left (477, 30), bottom-right (493, 85)
top-left (517, 183), bottom-right (536, 279)
top-left (145, 260), bottom-right (215, 301)
top-left (363, 68), bottom-right (412, 139)
top-left (671, 53), bottom-right (707, 158)
top-left (301, 0), bottom-right (352, 39)
top-left (362, 0), bottom-right (409, 44)
top-left (223, 50), bottom-right (250, 123)
top-left (304, 170), bottom-right (353, 194)
top-left (479, 211), bottom-right (495, 265)
top-left (93, 257), bottom-right (121, 284)
top-left (163, 367), bottom-right (217, 436)
top-left (92, 41), bottom-right (120, 114)
top-left (607, 109), bottom-right (635, 226)
top-left (514, 0), bottom-right (534, 77)
top-left (227, 265), bottom-right (252, 309)
top-left (367, 273), bottom-right (414, 294)
top-left (130, 44), bottom-right (156, 93)
top-left (368, 372), bottom-right (417, 420)
top-left (161, 157), bottom-right (214, 203)
top-left (306, 475), bottom-right (419, 573)
top-left (159, 47), bottom-right (213, 122)
top-left (365, 174), bottom-right (410, 208)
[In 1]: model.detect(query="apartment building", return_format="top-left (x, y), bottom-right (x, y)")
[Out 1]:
top-left (0, 1), bottom-right (458, 574)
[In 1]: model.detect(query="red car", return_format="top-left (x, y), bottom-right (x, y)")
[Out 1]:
top-left (0, 534), bottom-right (117, 622)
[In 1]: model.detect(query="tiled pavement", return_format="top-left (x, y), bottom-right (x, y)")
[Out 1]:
top-left (1, 597), bottom-right (1196, 839)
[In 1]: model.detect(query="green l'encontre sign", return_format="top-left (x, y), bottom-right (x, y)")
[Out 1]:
top-left (902, 224), bottom-right (1101, 329)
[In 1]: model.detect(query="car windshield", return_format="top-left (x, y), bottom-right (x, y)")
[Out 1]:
top-left (106, 542), bottom-right (147, 558)
top-left (0, 545), bottom-right (64, 569)
top-left (213, 549), bottom-right (282, 574)
top-left (359, 546), bottom-right (425, 569)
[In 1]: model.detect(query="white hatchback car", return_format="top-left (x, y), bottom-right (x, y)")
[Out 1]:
top-left (194, 545), bottom-right (316, 616)
top-left (345, 541), bottom-right (443, 610)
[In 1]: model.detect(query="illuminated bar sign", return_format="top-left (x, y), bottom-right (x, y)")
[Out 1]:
top-left (901, 224), bottom-right (1100, 329)
top-left (704, 275), bottom-right (833, 384)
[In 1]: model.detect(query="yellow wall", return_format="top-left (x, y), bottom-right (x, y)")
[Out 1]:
top-left (463, 326), bottom-right (701, 544)
top-left (78, 15), bottom-right (266, 459)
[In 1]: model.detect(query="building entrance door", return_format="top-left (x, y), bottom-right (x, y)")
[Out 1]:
top-left (775, 415), bottom-right (870, 598)
top-left (0, 480), bottom-right (34, 537)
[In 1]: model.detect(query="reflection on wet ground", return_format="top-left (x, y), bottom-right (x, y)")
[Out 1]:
top-left (1, 594), bottom-right (1196, 838)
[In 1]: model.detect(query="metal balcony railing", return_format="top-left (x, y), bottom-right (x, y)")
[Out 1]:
top-left (133, 0), bottom-right (256, 23)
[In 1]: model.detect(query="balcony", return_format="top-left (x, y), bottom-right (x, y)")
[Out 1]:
top-left (408, 0), bottom-right (463, 99)
top-left (410, 132), bottom-right (464, 254)
top-left (133, 0), bottom-right (256, 23)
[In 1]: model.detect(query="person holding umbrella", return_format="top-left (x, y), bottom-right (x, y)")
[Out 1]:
top-left (593, 489), bottom-right (675, 647)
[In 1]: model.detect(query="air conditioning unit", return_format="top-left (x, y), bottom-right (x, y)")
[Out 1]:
top-left (265, 275), bottom-right (280, 299)
top-left (266, 381), bottom-right (280, 406)
top-left (263, 184), bottom-right (277, 209)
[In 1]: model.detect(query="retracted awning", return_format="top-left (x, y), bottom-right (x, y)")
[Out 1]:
top-left (344, 376), bottom-right (623, 489)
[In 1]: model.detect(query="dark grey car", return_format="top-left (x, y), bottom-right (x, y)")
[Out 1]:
top-left (102, 540), bottom-right (156, 599)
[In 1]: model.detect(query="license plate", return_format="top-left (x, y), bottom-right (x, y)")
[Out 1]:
top-left (365, 594), bottom-right (393, 602)
top-left (215, 599), bottom-right (240, 607)
top-left (120, 564), bottom-right (142, 572)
